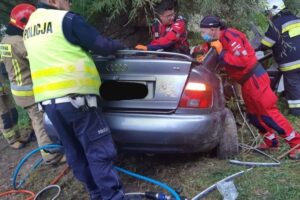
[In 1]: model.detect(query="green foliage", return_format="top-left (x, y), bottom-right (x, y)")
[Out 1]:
top-left (16, 106), bottom-right (30, 129)
top-left (0, 0), bottom-right (36, 25)
top-left (286, 0), bottom-right (300, 15)
top-left (72, 0), bottom-right (126, 20)
top-left (72, 0), bottom-right (160, 25)
top-left (72, 0), bottom-right (259, 29)
top-left (182, 0), bottom-right (262, 31)
top-left (71, 0), bottom-right (270, 43)
top-left (0, 25), bottom-right (7, 39)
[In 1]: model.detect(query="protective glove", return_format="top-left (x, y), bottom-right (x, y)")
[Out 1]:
top-left (196, 55), bottom-right (205, 62)
top-left (135, 44), bottom-right (148, 51)
top-left (210, 40), bottom-right (223, 54)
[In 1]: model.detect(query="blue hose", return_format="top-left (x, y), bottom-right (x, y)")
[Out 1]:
top-left (12, 144), bottom-right (62, 189)
top-left (115, 167), bottom-right (181, 200)
top-left (17, 158), bottom-right (43, 189)
top-left (13, 145), bottom-right (181, 200)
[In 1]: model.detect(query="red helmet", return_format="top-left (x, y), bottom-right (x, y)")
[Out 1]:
top-left (10, 3), bottom-right (36, 30)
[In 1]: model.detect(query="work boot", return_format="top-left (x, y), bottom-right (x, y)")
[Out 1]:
top-left (44, 154), bottom-right (66, 165)
top-left (58, 155), bottom-right (67, 164)
top-left (256, 142), bottom-right (279, 151)
top-left (18, 131), bottom-right (35, 143)
top-left (256, 139), bottom-right (279, 151)
top-left (10, 141), bottom-right (24, 150)
top-left (256, 132), bottom-right (280, 151)
top-left (289, 149), bottom-right (300, 160)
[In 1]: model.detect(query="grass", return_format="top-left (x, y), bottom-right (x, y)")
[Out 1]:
top-left (16, 106), bottom-right (30, 130)
top-left (116, 96), bottom-right (300, 200)
top-left (116, 151), bottom-right (300, 200)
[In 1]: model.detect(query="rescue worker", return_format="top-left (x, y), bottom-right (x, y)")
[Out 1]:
top-left (258, 0), bottom-right (300, 116)
top-left (0, 62), bottom-right (23, 149)
top-left (23, 0), bottom-right (126, 199)
top-left (135, 0), bottom-right (190, 54)
top-left (199, 15), bottom-right (300, 159)
top-left (1, 3), bottom-right (64, 163)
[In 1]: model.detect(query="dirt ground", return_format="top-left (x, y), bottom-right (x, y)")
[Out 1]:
top-left (0, 131), bottom-right (222, 200)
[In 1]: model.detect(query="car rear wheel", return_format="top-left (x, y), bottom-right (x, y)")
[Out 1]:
top-left (217, 108), bottom-right (239, 159)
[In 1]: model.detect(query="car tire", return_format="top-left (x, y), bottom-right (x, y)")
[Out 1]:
top-left (217, 108), bottom-right (239, 159)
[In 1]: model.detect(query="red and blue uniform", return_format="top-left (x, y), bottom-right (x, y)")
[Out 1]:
top-left (147, 16), bottom-right (190, 54)
top-left (219, 27), bottom-right (300, 149)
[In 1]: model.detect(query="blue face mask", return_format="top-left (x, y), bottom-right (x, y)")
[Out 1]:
top-left (202, 34), bottom-right (213, 42)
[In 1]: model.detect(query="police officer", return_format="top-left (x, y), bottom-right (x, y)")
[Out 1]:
top-left (259, 0), bottom-right (300, 116)
top-left (135, 0), bottom-right (190, 54)
top-left (199, 15), bottom-right (300, 159)
top-left (24, 0), bottom-right (126, 199)
top-left (1, 3), bottom-right (63, 163)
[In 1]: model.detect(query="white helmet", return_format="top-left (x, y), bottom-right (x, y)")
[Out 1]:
top-left (263, 0), bottom-right (286, 16)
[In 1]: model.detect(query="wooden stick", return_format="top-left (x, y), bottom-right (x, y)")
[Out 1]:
top-left (277, 144), bottom-right (300, 160)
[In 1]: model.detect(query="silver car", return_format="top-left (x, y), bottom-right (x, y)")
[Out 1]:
top-left (93, 50), bottom-right (238, 158)
top-left (44, 50), bottom-right (238, 158)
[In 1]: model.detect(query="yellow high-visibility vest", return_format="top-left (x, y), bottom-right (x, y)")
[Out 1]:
top-left (23, 9), bottom-right (100, 102)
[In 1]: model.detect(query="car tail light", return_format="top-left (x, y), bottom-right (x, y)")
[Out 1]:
top-left (179, 82), bottom-right (212, 108)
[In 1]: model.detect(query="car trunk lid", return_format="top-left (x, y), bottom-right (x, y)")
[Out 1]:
top-left (94, 50), bottom-right (193, 111)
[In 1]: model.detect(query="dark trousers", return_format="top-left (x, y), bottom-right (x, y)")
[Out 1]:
top-left (283, 68), bottom-right (300, 116)
top-left (44, 103), bottom-right (123, 200)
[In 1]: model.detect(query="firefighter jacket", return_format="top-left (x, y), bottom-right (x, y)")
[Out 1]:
top-left (218, 28), bottom-right (258, 83)
top-left (260, 9), bottom-right (300, 72)
top-left (148, 16), bottom-right (190, 54)
top-left (0, 25), bottom-right (35, 107)
top-left (23, 8), bottom-right (101, 103)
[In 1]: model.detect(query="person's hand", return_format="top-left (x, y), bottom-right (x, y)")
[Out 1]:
top-left (135, 44), bottom-right (148, 51)
top-left (210, 40), bottom-right (223, 54)
top-left (196, 55), bottom-right (205, 62)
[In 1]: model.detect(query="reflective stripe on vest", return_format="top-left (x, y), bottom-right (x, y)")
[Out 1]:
top-left (23, 9), bottom-right (100, 102)
top-left (282, 19), bottom-right (300, 38)
top-left (288, 100), bottom-right (300, 108)
top-left (279, 59), bottom-right (300, 71)
top-left (261, 36), bottom-right (276, 48)
top-left (31, 65), bottom-right (98, 80)
top-left (11, 84), bottom-right (33, 97)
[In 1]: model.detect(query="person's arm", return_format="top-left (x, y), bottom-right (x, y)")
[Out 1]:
top-left (212, 34), bottom-right (254, 68)
top-left (15, 38), bottom-right (28, 60)
top-left (190, 43), bottom-right (210, 61)
top-left (62, 12), bottom-right (125, 56)
top-left (257, 26), bottom-right (278, 51)
top-left (147, 19), bottom-right (186, 51)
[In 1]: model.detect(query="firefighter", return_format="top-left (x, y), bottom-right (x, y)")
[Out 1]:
top-left (0, 3), bottom-right (64, 163)
top-left (258, 0), bottom-right (300, 116)
top-left (199, 15), bottom-right (300, 159)
top-left (0, 61), bottom-right (23, 149)
top-left (135, 0), bottom-right (190, 54)
top-left (23, 0), bottom-right (126, 199)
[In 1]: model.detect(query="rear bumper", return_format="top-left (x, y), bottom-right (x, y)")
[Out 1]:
top-left (103, 110), bottom-right (226, 153)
